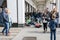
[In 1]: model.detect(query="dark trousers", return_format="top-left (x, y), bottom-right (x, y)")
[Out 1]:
top-left (50, 30), bottom-right (56, 40)
top-left (43, 23), bottom-right (47, 31)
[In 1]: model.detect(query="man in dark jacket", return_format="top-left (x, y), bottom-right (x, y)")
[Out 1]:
top-left (49, 7), bottom-right (58, 40)
top-left (2, 8), bottom-right (9, 36)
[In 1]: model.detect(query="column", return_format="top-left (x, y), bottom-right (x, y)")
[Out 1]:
top-left (18, 0), bottom-right (25, 27)
top-left (7, 0), bottom-right (17, 26)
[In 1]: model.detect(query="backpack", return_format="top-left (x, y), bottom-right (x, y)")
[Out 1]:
top-left (49, 20), bottom-right (56, 30)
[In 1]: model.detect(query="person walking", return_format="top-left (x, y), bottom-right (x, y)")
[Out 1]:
top-left (49, 7), bottom-right (57, 40)
top-left (42, 13), bottom-right (48, 32)
top-left (2, 8), bottom-right (10, 36)
top-left (42, 8), bottom-right (49, 33)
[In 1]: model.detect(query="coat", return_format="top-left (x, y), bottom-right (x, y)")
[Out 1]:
top-left (49, 20), bottom-right (57, 30)
top-left (3, 12), bottom-right (9, 22)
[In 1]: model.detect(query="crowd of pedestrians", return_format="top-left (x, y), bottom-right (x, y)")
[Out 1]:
top-left (25, 6), bottom-right (59, 40)
top-left (0, 5), bottom-right (59, 40)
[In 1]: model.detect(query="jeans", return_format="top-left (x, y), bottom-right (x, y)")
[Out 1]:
top-left (2, 22), bottom-right (9, 36)
top-left (50, 30), bottom-right (56, 40)
top-left (36, 18), bottom-right (42, 23)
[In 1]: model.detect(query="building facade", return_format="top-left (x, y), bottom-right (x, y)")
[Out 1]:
top-left (0, 0), bottom-right (60, 27)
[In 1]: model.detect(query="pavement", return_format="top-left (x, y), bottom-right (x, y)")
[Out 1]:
top-left (0, 27), bottom-right (21, 40)
top-left (12, 27), bottom-right (60, 40)
top-left (0, 27), bottom-right (60, 40)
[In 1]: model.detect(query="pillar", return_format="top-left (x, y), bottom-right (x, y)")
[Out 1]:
top-left (7, 0), bottom-right (18, 27)
top-left (18, 0), bottom-right (25, 27)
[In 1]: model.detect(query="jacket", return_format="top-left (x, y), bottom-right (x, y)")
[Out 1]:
top-left (3, 12), bottom-right (9, 22)
top-left (49, 20), bottom-right (57, 30)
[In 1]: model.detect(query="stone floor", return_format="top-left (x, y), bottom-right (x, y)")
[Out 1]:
top-left (12, 27), bottom-right (60, 40)
top-left (0, 27), bottom-right (60, 40)
top-left (0, 27), bottom-right (21, 40)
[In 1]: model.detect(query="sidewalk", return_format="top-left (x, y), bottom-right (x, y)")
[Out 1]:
top-left (12, 27), bottom-right (60, 40)
top-left (0, 27), bottom-right (60, 40)
top-left (0, 27), bottom-right (21, 40)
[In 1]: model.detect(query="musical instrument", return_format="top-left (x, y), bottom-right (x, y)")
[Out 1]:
top-left (52, 12), bottom-right (56, 20)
